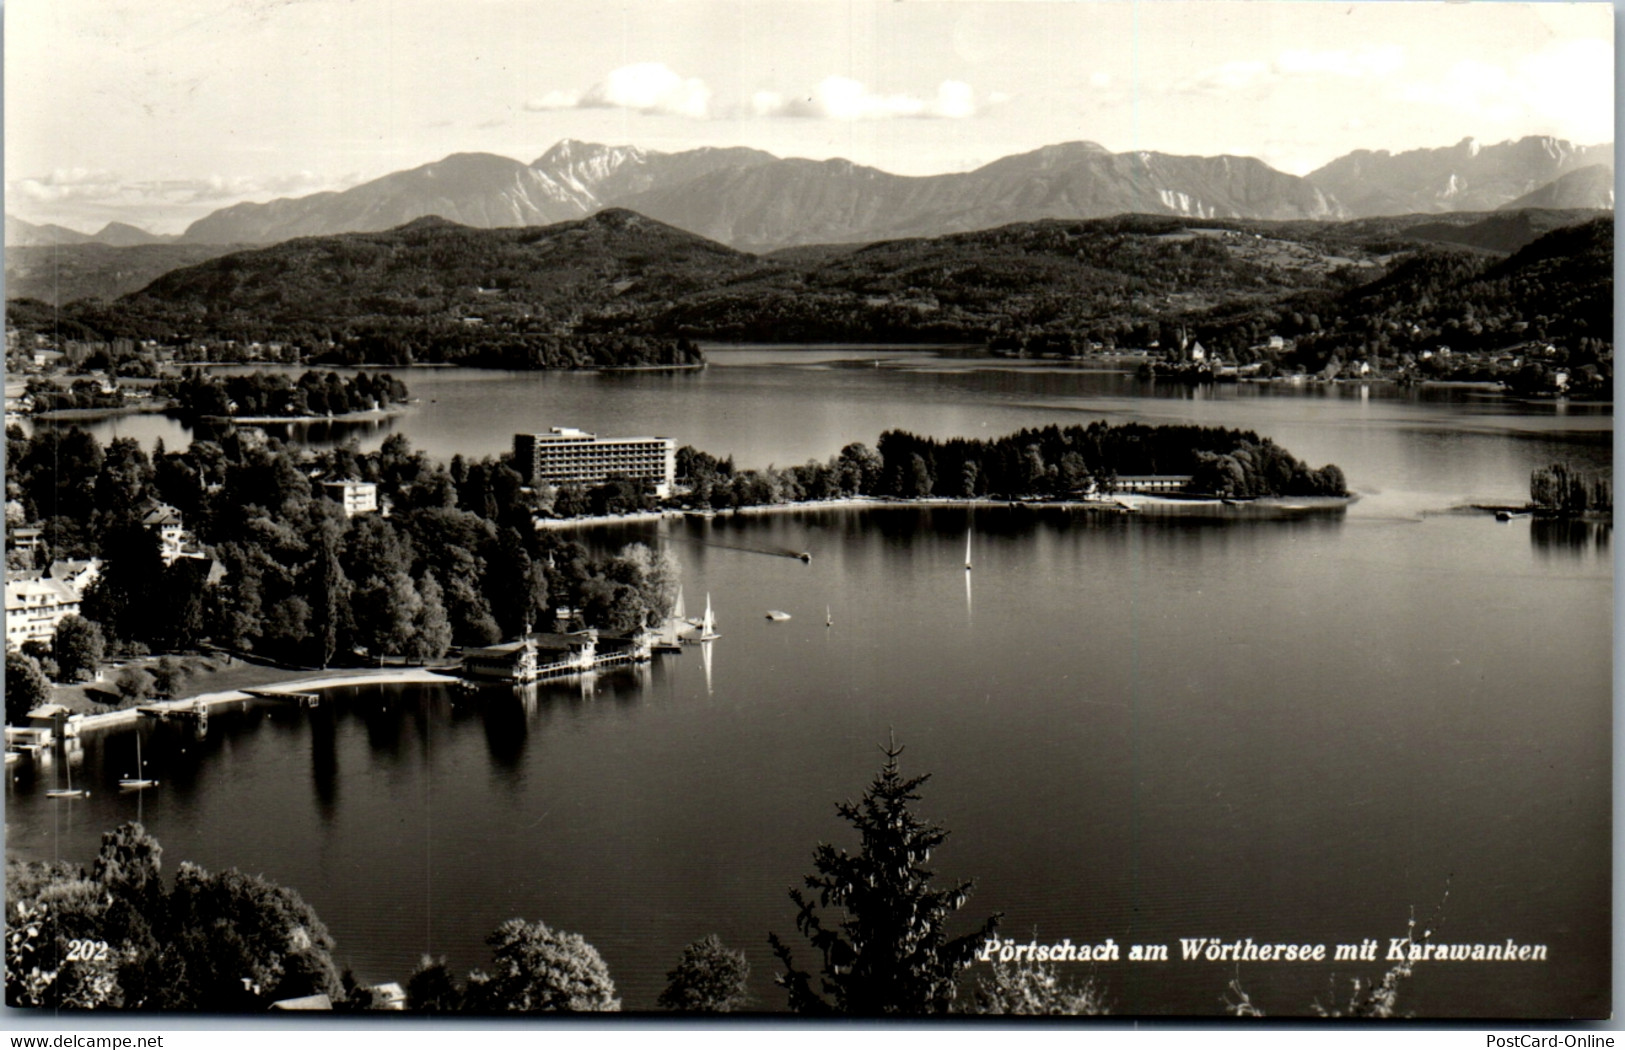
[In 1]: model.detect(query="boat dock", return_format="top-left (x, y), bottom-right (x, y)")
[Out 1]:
top-left (137, 703), bottom-right (208, 723)
top-left (244, 689), bottom-right (322, 707)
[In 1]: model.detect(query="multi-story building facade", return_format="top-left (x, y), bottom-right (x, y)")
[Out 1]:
top-left (5, 577), bottom-right (83, 649)
top-left (514, 427), bottom-right (676, 498)
top-left (321, 479), bottom-right (379, 517)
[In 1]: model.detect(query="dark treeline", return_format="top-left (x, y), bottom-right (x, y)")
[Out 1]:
top-left (155, 369), bottom-right (411, 421)
top-left (5, 425), bottom-right (674, 668)
top-left (1530, 463), bottom-right (1611, 517)
top-left (672, 422), bottom-right (1347, 509)
top-left (311, 328), bottom-right (704, 370)
top-left (23, 377), bottom-right (128, 413)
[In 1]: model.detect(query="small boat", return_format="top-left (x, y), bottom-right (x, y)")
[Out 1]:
top-left (46, 761), bottom-right (87, 799)
top-left (797, 552), bottom-right (812, 564)
top-left (699, 593), bottom-right (720, 641)
top-left (965, 529), bottom-right (972, 571)
top-left (826, 606), bottom-right (833, 628)
top-left (766, 610), bottom-right (792, 622)
top-left (119, 735), bottom-right (158, 791)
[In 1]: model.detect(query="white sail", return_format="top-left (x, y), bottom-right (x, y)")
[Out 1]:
top-left (965, 529), bottom-right (973, 571)
top-left (674, 587), bottom-right (687, 622)
top-left (701, 593), bottom-right (719, 640)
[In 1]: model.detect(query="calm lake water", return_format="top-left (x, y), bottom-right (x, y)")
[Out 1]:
top-left (8, 350), bottom-right (1613, 1017)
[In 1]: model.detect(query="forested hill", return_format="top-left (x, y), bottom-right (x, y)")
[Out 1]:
top-left (1194, 216), bottom-right (1613, 367)
top-left (10, 208), bottom-right (1611, 368)
top-left (112, 210), bottom-right (773, 329)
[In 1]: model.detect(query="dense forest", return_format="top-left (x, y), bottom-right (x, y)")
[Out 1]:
top-left (156, 369), bottom-right (411, 421)
top-left (658, 423), bottom-right (1347, 511)
top-left (4, 425), bottom-right (677, 668)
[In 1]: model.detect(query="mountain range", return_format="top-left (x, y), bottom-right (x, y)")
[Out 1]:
top-left (7, 135), bottom-right (1611, 255)
top-left (6, 215), bottom-right (179, 247)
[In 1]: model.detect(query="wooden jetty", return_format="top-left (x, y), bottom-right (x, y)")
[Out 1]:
top-left (244, 689), bottom-right (322, 707)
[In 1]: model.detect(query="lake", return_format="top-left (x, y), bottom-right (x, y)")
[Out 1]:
top-left (7, 350), bottom-right (1612, 1017)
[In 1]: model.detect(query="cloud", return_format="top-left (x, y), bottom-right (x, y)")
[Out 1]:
top-left (524, 89), bottom-right (584, 111)
top-left (1175, 46), bottom-right (1403, 97)
top-left (753, 77), bottom-right (983, 120)
top-left (9, 168), bottom-right (123, 204)
top-left (525, 63), bottom-right (710, 118)
top-left (7, 168), bottom-right (360, 209)
top-left (1398, 39), bottom-right (1612, 142)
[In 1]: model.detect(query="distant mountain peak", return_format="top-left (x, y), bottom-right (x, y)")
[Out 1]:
top-left (533, 138), bottom-right (647, 168)
top-left (1308, 135), bottom-right (1611, 218)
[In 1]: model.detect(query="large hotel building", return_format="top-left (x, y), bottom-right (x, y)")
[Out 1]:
top-left (514, 427), bottom-right (677, 498)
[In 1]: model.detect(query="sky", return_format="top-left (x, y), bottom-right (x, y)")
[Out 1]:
top-left (4, 0), bottom-right (1616, 234)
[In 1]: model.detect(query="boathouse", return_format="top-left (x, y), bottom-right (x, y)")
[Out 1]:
top-left (463, 639), bottom-right (540, 683)
top-left (528, 629), bottom-right (599, 677)
top-left (463, 630), bottom-right (603, 683)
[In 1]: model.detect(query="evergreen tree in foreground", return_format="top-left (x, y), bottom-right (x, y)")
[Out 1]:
top-left (658, 934), bottom-right (750, 1012)
top-left (770, 737), bottom-right (999, 1014)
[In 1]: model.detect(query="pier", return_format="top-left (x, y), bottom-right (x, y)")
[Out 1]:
top-left (462, 625), bottom-right (673, 684)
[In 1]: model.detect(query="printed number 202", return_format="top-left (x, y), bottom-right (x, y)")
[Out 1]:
top-left (66, 939), bottom-right (110, 962)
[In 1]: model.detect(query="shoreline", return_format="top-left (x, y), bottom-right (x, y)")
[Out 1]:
top-left (198, 406), bottom-right (405, 425)
top-left (537, 492), bottom-right (1359, 530)
top-left (29, 401), bottom-right (168, 421)
top-left (65, 665), bottom-right (456, 737)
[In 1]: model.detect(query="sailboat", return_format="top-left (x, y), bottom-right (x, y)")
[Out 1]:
top-left (119, 734), bottom-right (158, 791)
top-left (965, 529), bottom-right (973, 571)
top-left (699, 593), bottom-right (720, 641)
top-left (673, 587), bottom-right (700, 641)
top-left (45, 754), bottom-right (88, 799)
top-left (826, 606), bottom-right (833, 628)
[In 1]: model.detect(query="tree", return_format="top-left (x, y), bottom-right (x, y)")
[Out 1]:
top-left (970, 960), bottom-right (1107, 1015)
top-left (405, 572), bottom-right (453, 661)
top-left (466, 918), bottom-right (620, 1012)
top-left (5, 824), bottom-right (347, 1012)
top-left (769, 738), bottom-right (999, 1015)
top-left (5, 651), bottom-right (50, 725)
top-left (51, 615), bottom-right (106, 683)
top-left (113, 666), bottom-right (155, 704)
top-left (160, 862), bottom-right (343, 1010)
top-left (658, 934), bottom-right (750, 1013)
top-left (405, 954), bottom-right (464, 1012)
top-left (149, 656), bottom-right (190, 700)
top-left (92, 821), bottom-right (163, 903)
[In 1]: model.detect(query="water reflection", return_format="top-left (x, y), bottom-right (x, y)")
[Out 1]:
top-left (190, 415), bottom-right (400, 448)
top-left (1530, 517), bottom-right (1612, 557)
top-left (310, 703), bottom-right (338, 819)
top-left (480, 691), bottom-right (529, 770)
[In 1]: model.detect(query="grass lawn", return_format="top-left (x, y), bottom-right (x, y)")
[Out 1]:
top-left (51, 656), bottom-right (329, 715)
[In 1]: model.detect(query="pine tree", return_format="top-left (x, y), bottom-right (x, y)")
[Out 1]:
top-left (769, 737), bottom-right (999, 1014)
